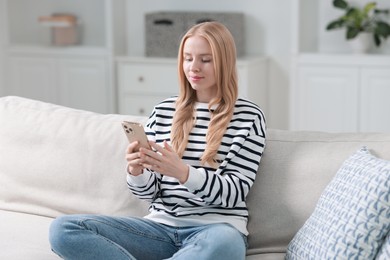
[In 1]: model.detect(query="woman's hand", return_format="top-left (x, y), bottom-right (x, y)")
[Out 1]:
top-left (125, 141), bottom-right (145, 176)
top-left (140, 141), bottom-right (189, 183)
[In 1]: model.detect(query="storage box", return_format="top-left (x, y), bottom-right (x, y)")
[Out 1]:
top-left (145, 12), bottom-right (245, 57)
top-left (38, 14), bottom-right (79, 46)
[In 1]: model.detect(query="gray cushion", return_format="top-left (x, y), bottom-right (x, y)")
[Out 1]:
top-left (246, 129), bottom-right (390, 256)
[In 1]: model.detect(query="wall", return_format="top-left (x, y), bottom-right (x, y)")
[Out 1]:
top-left (125, 0), bottom-right (292, 129)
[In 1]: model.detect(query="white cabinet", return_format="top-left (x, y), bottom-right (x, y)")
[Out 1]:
top-left (117, 56), bottom-right (268, 117)
top-left (117, 58), bottom-right (178, 116)
top-left (291, 54), bottom-right (390, 132)
top-left (295, 65), bottom-right (358, 132)
top-left (5, 51), bottom-right (109, 113)
top-left (360, 68), bottom-right (390, 132)
top-left (7, 55), bottom-right (57, 103)
top-left (57, 58), bottom-right (108, 113)
top-left (1, 0), bottom-right (126, 113)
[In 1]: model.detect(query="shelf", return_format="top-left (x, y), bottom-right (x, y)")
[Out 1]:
top-left (1, 0), bottom-right (126, 114)
top-left (7, 45), bottom-right (109, 57)
top-left (6, 0), bottom-right (107, 48)
top-left (116, 56), bottom-right (178, 65)
top-left (292, 0), bottom-right (390, 54)
top-left (296, 53), bottom-right (390, 66)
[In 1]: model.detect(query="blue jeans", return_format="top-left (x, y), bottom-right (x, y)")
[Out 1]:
top-left (49, 215), bottom-right (248, 260)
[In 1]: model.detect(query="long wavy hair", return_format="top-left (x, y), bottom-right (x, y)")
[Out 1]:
top-left (171, 21), bottom-right (238, 166)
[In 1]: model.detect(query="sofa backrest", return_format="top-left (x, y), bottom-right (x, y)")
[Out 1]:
top-left (246, 129), bottom-right (390, 256)
top-left (1, 96), bottom-right (390, 256)
top-left (0, 96), bottom-right (150, 218)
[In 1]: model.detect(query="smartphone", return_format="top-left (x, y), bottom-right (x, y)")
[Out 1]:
top-left (121, 121), bottom-right (151, 151)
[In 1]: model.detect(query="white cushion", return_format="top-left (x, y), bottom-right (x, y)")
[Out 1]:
top-left (0, 210), bottom-right (58, 259)
top-left (0, 96), bottom-right (149, 218)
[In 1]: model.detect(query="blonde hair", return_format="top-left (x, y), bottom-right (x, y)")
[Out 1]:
top-left (171, 21), bottom-right (238, 166)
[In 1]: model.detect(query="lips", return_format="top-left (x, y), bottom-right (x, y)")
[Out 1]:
top-left (189, 76), bottom-right (203, 81)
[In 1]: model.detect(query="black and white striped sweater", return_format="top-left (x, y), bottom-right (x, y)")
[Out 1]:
top-left (127, 96), bottom-right (266, 235)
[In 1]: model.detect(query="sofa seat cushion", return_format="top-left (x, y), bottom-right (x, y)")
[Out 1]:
top-left (0, 209), bottom-right (58, 259)
top-left (285, 147), bottom-right (390, 259)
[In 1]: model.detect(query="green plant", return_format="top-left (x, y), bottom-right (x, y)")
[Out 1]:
top-left (326, 0), bottom-right (390, 46)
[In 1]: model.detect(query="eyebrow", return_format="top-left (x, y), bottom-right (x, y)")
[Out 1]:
top-left (183, 52), bottom-right (212, 56)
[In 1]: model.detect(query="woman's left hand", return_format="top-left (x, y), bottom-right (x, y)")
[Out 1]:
top-left (139, 141), bottom-right (189, 184)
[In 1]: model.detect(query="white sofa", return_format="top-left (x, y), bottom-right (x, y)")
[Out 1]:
top-left (0, 96), bottom-right (389, 260)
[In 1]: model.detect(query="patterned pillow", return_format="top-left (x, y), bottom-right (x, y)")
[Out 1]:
top-left (285, 147), bottom-right (390, 260)
top-left (376, 232), bottom-right (390, 260)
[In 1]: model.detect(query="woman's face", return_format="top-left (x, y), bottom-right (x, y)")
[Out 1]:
top-left (182, 35), bottom-right (217, 103)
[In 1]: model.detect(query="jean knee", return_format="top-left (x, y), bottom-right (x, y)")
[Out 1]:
top-left (208, 224), bottom-right (247, 254)
top-left (49, 215), bottom-right (79, 251)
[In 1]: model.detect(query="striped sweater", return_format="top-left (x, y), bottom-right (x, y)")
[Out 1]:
top-left (127, 96), bottom-right (266, 235)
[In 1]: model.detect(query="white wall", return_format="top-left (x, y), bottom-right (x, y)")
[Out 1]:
top-left (125, 0), bottom-right (292, 129)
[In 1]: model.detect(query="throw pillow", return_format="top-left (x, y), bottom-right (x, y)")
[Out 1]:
top-left (285, 147), bottom-right (390, 260)
top-left (376, 232), bottom-right (390, 260)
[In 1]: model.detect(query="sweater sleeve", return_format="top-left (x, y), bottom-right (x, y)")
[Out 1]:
top-left (126, 170), bottom-right (161, 202)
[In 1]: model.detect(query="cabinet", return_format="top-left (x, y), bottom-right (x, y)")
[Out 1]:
top-left (6, 51), bottom-right (108, 113)
top-left (291, 54), bottom-right (390, 132)
top-left (58, 58), bottom-right (108, 113)
top-left (290, 0), bottom-right (390, 132)
top-left (1, 0), bottom-right (126, 113)
top-left (117, 56), bottom-right (268, 117)
top-left (360, 68), bottom-right (390, 132)
top-left (8, 55), bottom-right (57, 104)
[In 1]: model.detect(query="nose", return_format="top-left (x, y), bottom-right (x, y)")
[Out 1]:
top-left (190, 60), bottom-right (200, 72)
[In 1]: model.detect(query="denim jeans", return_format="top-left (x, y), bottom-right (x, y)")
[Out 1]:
top-left (49, 215), bottom-right (248, 260)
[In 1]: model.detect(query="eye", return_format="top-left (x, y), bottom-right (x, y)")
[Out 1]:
top-left (184, 56), bottom-right (192, 62)
top-left (202, 56), bottom-right (212, 63)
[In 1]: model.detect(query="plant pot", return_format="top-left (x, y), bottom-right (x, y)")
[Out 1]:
top-left (348, 33), bottom-right (373, 54)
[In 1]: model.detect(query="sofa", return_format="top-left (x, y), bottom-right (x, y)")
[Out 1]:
top-left (0, 96), bottom-right (389, 260)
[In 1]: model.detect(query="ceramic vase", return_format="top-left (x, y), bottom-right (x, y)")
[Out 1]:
top-left (348, 32), bottom-right (373, 54)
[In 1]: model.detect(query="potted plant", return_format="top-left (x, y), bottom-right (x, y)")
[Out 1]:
top-left (326, 0), bottom-right (390, 52)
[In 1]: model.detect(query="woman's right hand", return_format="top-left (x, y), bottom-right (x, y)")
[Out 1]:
top-left (125, 141), bottom-right (144, 176)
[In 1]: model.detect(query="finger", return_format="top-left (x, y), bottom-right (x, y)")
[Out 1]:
top-left (142, 163), bottom-right (153, 170)
top-left (142, 163), bottom-right (163, 173)
top-left (142, 143), bottom-right (165, 159)
top-left (126, 141), bottom-right (139, 153)
top-left (125, 153), bottom-right (139, 162)
top-left (139, 147), bottom-right (158, 160)
top-left (126, 156), bottom-right (142, 166)
top-left (149, 141), bottom-right (166, 155)
top-left (163, 141), bottom-right (174, 152)
top-left (140, 152), bottom-right (161, 165)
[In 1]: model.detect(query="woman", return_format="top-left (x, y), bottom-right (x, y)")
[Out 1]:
top-left (49, 21), bottom-right (266, 260)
